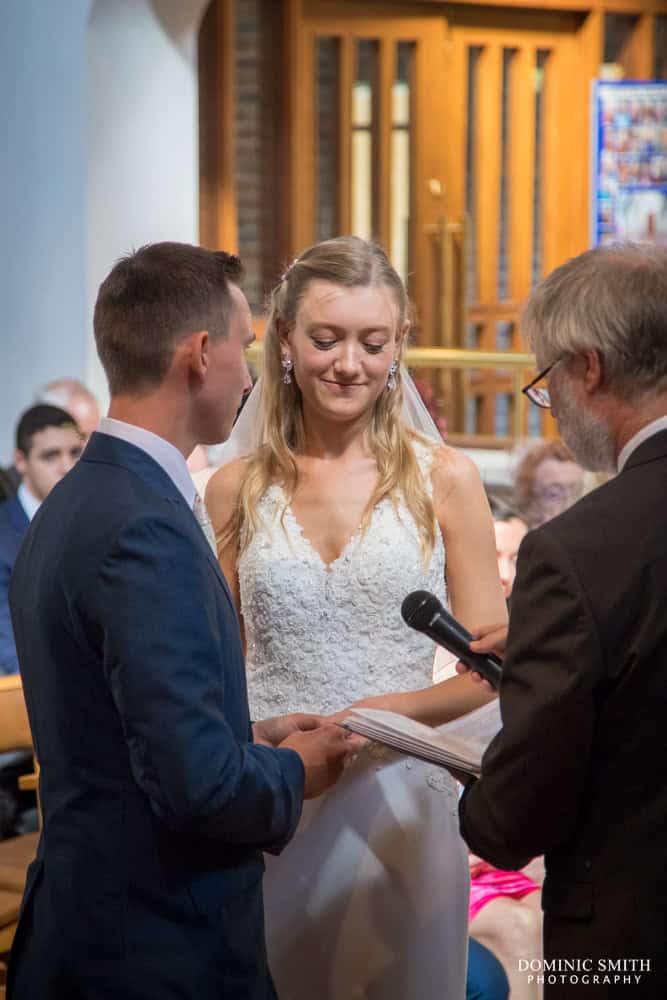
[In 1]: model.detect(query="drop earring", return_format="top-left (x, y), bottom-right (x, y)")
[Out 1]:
top-left (282, 357), bottom-right (294, 385)
top-left (387, 359), bottom-right (398, 391)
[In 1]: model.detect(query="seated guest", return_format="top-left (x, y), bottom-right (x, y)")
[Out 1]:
top-left (467, 938), bottom-right (510, 1000)
top-left (464, 496), bottom-right (542, 1000)
top-left (488, 495), bottom-right (528, 605)
top-left (36, 376), bottom-right (101, 441)
top-left (512, 438), bottom-right (584, 529)
top-left (0, 405), bottom-right (83, 675)
top-left (0, 465), bottom-right (19, 502)
top-left (0, 379), bottom-right (97, 500)
top-left (469, 853), bottom-right (543, 1000)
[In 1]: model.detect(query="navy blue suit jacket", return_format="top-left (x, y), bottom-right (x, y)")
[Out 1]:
top-left (0, 494), bottom-right (29, 675)
top-left (8, 432), bottom-right (304, 999)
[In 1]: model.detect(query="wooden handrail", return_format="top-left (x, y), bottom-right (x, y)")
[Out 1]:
top-left (247, 343), bottom-right (535, 370)
top-left (245, 344), bottom-right (536, 441)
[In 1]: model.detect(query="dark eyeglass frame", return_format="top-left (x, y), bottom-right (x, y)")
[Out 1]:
top-left (521, 357), bottom-right (563, 409)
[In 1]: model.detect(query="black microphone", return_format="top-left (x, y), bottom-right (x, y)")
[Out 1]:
top-left (401, 590), bottom-right (503, 690)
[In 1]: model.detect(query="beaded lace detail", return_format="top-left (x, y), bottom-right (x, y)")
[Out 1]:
top-left (240, 441), bottom-right (447, 718)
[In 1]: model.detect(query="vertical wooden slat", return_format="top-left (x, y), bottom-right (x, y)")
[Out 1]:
top-left (376, 36), bottom-right (394, 249)
top-left (620, 14), bottom-right (655, 78)
top-left (338, 34), bottom-right (354, 234)
top-left (262, 0), bottom-right (286, 282)
top-left (301, 27), bottom-right (317, 248)
top-left (284, 0), bottom-right (313, 255)
top-left (475, 44), bottom-right (502, 315)
top-left (474, 42), bottom-right (501, 435)
top-left (217, 0), bottom-right (237, 251)
top-left (442, 23), bottom-right (467, 380)
top-left (508, 45), bottom-right (535, 306)
top-left (414, 18), bottom-right (449, 346)
top-left (282, 0), bottom-right (305, 256)
top-left (542, 48), bottom-right (558, 277)
top-left (443, 31), bottom-right (467, 228)
top-left (508, 44), bottom-right (536, 434)
top-left (198, 0), bottom-right (238, 251)
top-left (572, 10), bottom-right (604, 257)
top-left (543, 38), bottom-right (581, 275)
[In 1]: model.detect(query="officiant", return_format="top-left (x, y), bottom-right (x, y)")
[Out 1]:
top-left (458, 243), bottom-right (667, 998)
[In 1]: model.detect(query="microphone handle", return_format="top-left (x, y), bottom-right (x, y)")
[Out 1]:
top-left (425, 613), bottom-right (503, 690)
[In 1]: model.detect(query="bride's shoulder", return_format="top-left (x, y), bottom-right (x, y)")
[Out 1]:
top-left (425, 442), bottom-right (485, 504)
top-left (205, 458), bottom-right (247, 519)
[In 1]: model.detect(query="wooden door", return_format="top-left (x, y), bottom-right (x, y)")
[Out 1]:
top-left (443, 7), bottom-right (591, 438)
top-left (288, 0), bottom-right (595, 437)
top-left (293, 2), bottom-right (449, 342)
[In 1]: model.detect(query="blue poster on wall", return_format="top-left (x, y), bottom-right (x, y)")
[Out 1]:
top-left (590, 80), bottom-right (667, 247)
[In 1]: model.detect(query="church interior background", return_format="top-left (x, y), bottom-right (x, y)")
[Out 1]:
top-left (1, 0), bottom-right (665, 468)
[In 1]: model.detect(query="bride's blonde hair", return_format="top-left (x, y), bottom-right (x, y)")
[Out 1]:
top-left (223, 236), bottom-right (437, 561)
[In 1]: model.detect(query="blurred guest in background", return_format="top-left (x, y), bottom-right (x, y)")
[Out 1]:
top-left (512, 438), bottom-right (584, 529)
top-left (36, 377), bottom-right (100, 441)
top-left (1, 379), bottom-right (98, 500)
top-left (0, 405), bottom-right (83, 675)
top-left (467, 937), bottom-right (510, 1000)
top-left (0, 404), bottom-right (82, 840)
top-left (468, 495), bottom-right (541, 999)
top-left (488, 496), bottom-right (528, 604)
top-left (0, 466), bottom-right (18, 502)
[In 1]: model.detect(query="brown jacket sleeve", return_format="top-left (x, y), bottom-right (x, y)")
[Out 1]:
top-left (459, 525), bottom-right (603, 870)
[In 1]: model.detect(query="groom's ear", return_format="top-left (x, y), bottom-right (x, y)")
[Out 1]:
top-left (182, 330), bottom-right (210, 378)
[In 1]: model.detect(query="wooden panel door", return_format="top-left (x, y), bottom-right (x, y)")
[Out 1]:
top-left (290, 0), bottom-right (596, 437)
top-left (295, 2), bottom-right (450, 348)
top-left (443, 6), bottom-right (593, 437)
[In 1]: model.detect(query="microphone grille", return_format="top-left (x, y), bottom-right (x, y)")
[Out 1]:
top-left (401, 590), bottom-right (441, 629)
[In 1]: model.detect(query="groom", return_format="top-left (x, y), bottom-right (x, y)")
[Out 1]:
top-left (8, 242), bottom-right (352, 999)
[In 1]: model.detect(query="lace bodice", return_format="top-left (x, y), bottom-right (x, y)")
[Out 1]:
top-left (239, 442), bottom-right (447, 718)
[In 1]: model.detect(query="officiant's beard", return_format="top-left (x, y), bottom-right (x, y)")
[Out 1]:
top-left (552, 375), bottom-right (616, 473)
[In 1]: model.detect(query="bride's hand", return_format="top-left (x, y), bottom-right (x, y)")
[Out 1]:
top-left (455, 622), bottom-right (508, 692)
top-left (252, 712), bottom-right (324, 748)
top-left (323, 708), bottom-right (353, 727)
top-left (325, 692), bottom-right (399, 728)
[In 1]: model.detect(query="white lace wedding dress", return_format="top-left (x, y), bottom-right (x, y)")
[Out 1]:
top-left (240, 442), bottom-right (469, 999)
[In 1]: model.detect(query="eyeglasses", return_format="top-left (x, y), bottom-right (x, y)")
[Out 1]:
top-left (521, 358), bottom-right (563, 409)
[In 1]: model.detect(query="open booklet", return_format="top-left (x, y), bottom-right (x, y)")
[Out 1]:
top-left (341, 699), bottom-right (501, 777)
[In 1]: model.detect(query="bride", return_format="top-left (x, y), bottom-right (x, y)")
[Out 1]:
top-left (206, 236), bottom-right (507, 999)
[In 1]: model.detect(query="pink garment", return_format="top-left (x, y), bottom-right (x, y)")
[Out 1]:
top-left (469, 865), bottom-right (540, 922)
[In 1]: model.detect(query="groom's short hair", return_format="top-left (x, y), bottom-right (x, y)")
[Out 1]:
top-left (94, 241), bottom-right (244, 395)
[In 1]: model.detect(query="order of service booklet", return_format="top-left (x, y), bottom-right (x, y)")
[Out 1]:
top-left (341, 699), bottom-right (501, 776)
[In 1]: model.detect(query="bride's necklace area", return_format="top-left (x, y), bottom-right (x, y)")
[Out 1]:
top-left (287, 454), bottom-right (381, 567)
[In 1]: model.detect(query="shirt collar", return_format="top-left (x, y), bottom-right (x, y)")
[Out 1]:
top-left (17, 482), bottom-right (41, 521)
top-left (98, 416), bottom-right (197, 508)
top-left (617, 415), bottom-right (667, 472)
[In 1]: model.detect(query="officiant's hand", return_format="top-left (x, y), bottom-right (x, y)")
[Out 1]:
top-left (281, 725), bottom-right (360, 799)
top-left (455, 622), bottom-right (507, 692)
top-left (252, 713), bottom-right (323, 748)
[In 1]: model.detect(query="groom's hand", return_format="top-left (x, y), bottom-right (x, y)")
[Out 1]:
top-left (252, 713), bottom-right (323, 748)
top-left (280, 725), bottom-right (360, 799)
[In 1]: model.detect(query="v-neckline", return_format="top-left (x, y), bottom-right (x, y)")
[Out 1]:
top-left (282, 499), bottom-right (365, 570)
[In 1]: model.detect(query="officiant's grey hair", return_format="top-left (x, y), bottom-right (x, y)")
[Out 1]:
top-left (522, 242), bottom-right (667, 401)
top-left (94, 242), bottom-right (244, 395)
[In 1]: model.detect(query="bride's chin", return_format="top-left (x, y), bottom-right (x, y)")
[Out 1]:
top-left (318, 401), bottom-right (375, 423)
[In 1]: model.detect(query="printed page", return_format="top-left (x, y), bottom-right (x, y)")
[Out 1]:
top-left (342, 704), bottom-right (500, 775)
